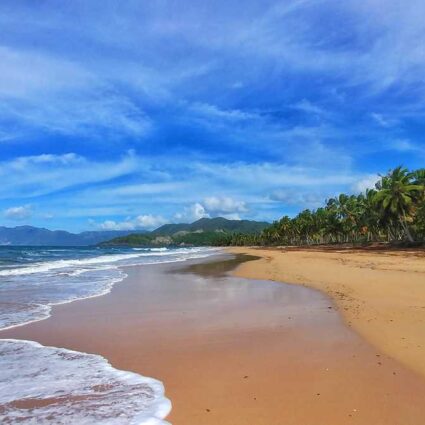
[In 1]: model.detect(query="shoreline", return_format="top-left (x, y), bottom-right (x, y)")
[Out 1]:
top-left (4, 253), bottom-right (425, 423)
top-left (0, 247), bottom-right (218, 332)
top-left (228, 246), bottom-right (425, 379)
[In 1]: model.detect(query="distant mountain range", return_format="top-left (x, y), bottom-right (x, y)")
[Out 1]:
top-left (0, 226), bottom-right (138, 246)
top-left (101, 217), bottom-right (270, 247)
top-left (0, 218), bottom-right (269, 247)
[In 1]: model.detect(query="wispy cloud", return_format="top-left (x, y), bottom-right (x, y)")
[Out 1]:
top-left (0, 152), bottom-right (140, 199)
top-left (371, 113), bottom-right (399, 128)
top-left (0, 0), bottom-right (424, 230)
top-left (0, 46), bottom-right (151, 138)
top-left (3, 204), bottom-right (32, 220)
top-left (96, 214), bottom-right (167, 231)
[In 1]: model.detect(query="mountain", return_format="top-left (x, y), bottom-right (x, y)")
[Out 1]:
top-left (0, 226), bottom-right (138, 246)
top-left (101, 217), bottom-right (270, 247)
top-left (0, 218), bottom-right (269, 247)
top-left (153, 217), bottom-right (269, 235)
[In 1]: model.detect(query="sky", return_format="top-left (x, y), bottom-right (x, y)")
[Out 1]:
top-left (0, 0), bottom-right (424, 232)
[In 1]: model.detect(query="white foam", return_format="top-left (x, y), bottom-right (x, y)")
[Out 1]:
top-left (0, 253), bottom-right (142, 277)
top-left (0, 272), bottom-right (125, 331)
top-left (0, 303), bottom-right (52, 331)
top-left (0, 247), bottom-right (221, 423)
top-left (0, 247), bottom-right (218, 277)
top-left (132, 248), bottom-right (168, 252)
top-left (0, 247), bottom-right (219, 331)
top-left (0, 339), bottom-right (171, 424)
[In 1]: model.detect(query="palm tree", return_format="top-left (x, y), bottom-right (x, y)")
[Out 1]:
top-left (374, 167), bottom-right (419, 242)
top-left (360, 189), bottom-right (381, 241)
top-left (412, 169), bottom-right (425, 201)
top-left (227, 167), bottom-right (424, 247)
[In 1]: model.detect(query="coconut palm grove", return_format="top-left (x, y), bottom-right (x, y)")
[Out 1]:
top-left (224, 167), bottom-right (425, 246)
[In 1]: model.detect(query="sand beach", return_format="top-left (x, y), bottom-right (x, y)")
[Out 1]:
top-left (3, 252), bottom-right (425, 424)
top-left (229, 247), bottom-right (425, 379)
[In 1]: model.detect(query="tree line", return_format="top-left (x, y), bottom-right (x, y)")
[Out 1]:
top-left (222, 167), bottom-right (425, 247)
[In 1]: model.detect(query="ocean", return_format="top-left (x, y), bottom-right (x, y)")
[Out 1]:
top-left (0, 245), bottom-right (217, 424)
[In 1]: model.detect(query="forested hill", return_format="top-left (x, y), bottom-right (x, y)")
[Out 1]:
top-left (100, 217), bottom-right (269, 247)
top-left (152, 217), bottom-right (269, 235)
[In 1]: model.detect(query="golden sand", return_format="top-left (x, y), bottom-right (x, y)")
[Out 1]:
top-left (228, 246), bottom-right (425, 379)
top-left (3, 255), bottom-right (425, 424)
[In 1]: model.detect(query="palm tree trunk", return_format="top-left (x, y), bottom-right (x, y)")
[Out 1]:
top-left (400, 213), bottom-right (414, 242)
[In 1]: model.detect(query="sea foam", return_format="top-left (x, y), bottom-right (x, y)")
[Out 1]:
top-left (0, 246), bottom-right (218, 423)
top-left (0, 246), bottom-right (217, 330)
top-left (0, 339), bottom-right (171, 424)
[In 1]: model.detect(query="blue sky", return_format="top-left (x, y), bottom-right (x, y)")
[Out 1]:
top-left (0, 0), bottom-right (424, 231)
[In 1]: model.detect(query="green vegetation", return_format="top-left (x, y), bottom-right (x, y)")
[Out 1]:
top-left (107, 233), bottom-right (154, 246)
top-left (102, 168), bottom-right (425, 248)
top-left (100, 217), bottom-right (269, 247)
top-left (104, 230), bottom-right (231, 247)
top-left (225, 167), bottom-right (425, 247)
top-left (152, 217), bottom-right (269, 235)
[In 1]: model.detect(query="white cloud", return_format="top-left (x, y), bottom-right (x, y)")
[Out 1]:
top-left (0, 46), bottom-right (151, 137)
top-left (4, 205), bottom-right (32, 220)
top-left (0, 151), bottom-right (139, 199)
top-left (98, 220), bottom-right (133, 231)
top-left (98, 214), bottom-right (167, 231)
top-left (43, 157), bottom-right (368, 224)
top-left (173, 197), bottom-right (247, 223)
top-left (103, 182), bottom-right (187, 197)
top-left (203, 196), bottom-right (248, 213)
top-left (0, 150), bottom-right (375, 228)
top-left (269, 190), bottom-right (325, 208)
top-left (195, 162), bottom-right (357, 187)
top-left (191, 203), bottom-right (209, 220)
top-left (352, 174), bottom-right (379, 193)
top-left (188, 102), bottom-right (259, 122)
top-left (294, 99), bottom-right (324, 115)
top-left (371, 113), bottom-right (398, 128)
top-left (389, 139), bottom-right (417, 152)
top-left (174, 203), bottom-right (210, 222)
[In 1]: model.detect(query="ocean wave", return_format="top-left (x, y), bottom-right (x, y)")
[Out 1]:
top-left (0, 247), bottom-right (218, 331)
top-left (0, 339), bottom-right (171, 424)
top-left (0, 247), bottom-right (215, 277)
top-left (0, 247), bottom-right (219, 423)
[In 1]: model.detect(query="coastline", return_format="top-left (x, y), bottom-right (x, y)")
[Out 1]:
top-left (4, 253), bottom-right (425, 423)
top-left (228, 246), bottom-right (425, 378)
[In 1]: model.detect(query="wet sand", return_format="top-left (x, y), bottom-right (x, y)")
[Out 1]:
top-left (3, 253), bottom-right (425, 424)
top-left (229, 247), bottom-right (425, 379)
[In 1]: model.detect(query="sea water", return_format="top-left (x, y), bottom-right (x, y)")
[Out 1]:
top-left (0, 246), bottom-right (217, 424)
